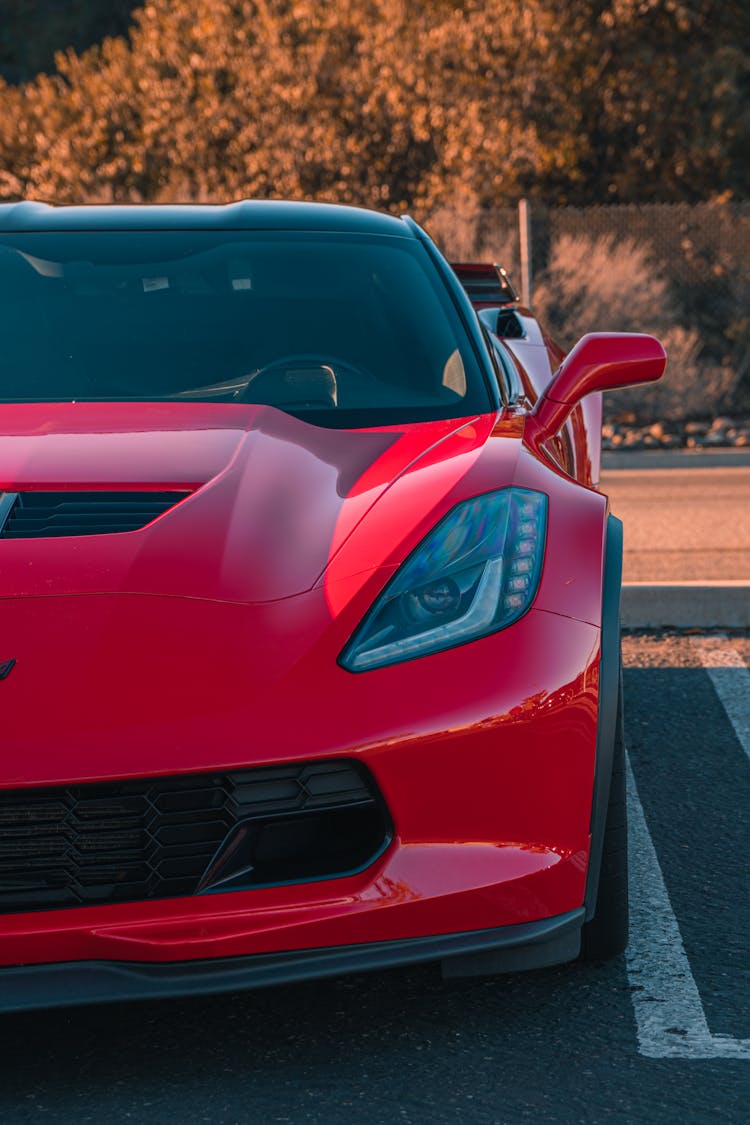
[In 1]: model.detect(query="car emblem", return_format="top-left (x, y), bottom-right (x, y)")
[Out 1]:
top-left (0, 659), bottom-right (16, 680)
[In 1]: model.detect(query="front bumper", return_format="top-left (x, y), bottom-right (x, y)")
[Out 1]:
top-left (0, 593), bottom-right (601, 985)
top-left (0, 908), bottom-right (584, 1013)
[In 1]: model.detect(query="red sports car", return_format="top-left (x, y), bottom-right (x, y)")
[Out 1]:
top-left (0, 201), bottom-right (665, 1011)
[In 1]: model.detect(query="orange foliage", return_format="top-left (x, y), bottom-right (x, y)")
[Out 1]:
top-left (0, 0), bottom-right (747, 208)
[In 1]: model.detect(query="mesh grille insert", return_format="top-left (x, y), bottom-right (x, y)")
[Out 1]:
top-left (0, 491), bottom-right (189, 538)
top-left (0, 761), bottom-right (389, 914)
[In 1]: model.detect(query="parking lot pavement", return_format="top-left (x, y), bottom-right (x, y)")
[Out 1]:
top-left (624, 635), bottom-right (750, 1059)
top-left (601, 463), bottom-right (750, 627)
top-left (1, 633), bottom-right (748, 1124)
top-left (600, 467), bottom-right (750, 583)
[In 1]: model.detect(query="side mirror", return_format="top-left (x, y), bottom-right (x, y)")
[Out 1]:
top-left (526, 332), bottom-right (667, 445)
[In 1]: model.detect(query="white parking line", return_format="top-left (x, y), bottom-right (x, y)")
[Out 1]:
top-left (689, 638), bottom-right (750, 765)
top-left (626, 638), bottom-right (750, 1058)
top-left (625, 754), bottom-right (750, 1059)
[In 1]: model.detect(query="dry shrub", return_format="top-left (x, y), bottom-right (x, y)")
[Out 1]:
top-left (531, 233), bottom-right (728, 422)
top-left (425, 203), bottom-right (486, 262)
top-left (532, 233), bottom-right (672, 346)
top-left (424, 201), bottom-right (519, 282)
top-left (607, 329), bottom-right (734, 424)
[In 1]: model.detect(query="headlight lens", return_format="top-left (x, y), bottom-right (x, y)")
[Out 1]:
top-left (339, 488), bottom-right (547, 671)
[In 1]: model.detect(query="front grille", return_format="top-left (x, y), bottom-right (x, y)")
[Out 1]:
top-left (0, 491), bottom-right (188, 538)
top-left (0, 761), bottom-right (389, 914)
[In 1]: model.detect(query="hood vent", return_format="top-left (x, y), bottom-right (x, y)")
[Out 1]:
top-left (494, 309), bottom-right (526, 339)
top-left (0, 491), bottom-right (189, 538)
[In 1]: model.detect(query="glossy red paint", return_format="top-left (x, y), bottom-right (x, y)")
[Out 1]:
top-left (529, 332), bottom-right (667, 446)
top-left (0, 397), bottom-right (606, 969)
top-left (0, 409), bottom-right (606, 784)
top-left (0, 600), bottom-right (598, 965)
top-left (0, 405), bottom-right (484, 603)
top-left (0, 212), bottom-right (666, 1002)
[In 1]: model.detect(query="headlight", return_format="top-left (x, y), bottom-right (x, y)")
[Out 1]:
top-left (339, 488), bottom-right (547, 672)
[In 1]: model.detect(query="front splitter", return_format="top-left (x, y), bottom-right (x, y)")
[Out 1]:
top-left (0, 909), bottom-right (584, 1013)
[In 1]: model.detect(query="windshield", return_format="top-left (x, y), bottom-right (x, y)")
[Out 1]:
top-left (0, 230), bottom-right (490, 427)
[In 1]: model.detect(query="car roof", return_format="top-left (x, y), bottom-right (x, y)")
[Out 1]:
top-left (0, 199), bottom-right (412, 236)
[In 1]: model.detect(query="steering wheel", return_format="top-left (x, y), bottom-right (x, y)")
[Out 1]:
top-left (237, 354), bottom-right (378, 405)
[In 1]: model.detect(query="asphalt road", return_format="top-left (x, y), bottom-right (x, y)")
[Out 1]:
top-left (1, 632), bottom-right (748, 1123)
top-left (600, 466), bottom-right (750, 582)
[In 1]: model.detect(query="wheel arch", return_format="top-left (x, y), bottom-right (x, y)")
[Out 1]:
top-left (584, 513), bottom-right (623, 920)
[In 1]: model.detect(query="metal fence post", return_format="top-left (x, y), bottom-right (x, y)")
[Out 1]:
top-left (519, 198), bottom-right (532, 306)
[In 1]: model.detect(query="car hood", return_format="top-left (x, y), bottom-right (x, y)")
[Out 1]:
top-left (0, 402), bottom-right (509, 603)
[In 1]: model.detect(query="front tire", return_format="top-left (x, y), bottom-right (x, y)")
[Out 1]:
top-left (581, 675), bottom-right (628, 961)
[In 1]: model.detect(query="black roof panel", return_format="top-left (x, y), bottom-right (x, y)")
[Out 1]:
top-left (0, 199), bottom-right (411, 236)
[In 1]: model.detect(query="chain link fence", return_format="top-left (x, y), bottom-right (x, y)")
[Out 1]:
top-left (428, 201), bottom-right (750, 419)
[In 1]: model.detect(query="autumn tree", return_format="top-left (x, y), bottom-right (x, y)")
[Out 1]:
top-left (0, 0), bottom-right (747, 209)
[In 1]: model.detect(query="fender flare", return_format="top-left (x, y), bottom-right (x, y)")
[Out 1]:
top-left (584, 513), bottom-right (623, 920)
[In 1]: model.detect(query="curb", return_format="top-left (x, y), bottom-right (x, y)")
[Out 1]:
top-left (622, 583), bottom-right (750, 629)
top-left (602, 449), bottom-right (750, 470)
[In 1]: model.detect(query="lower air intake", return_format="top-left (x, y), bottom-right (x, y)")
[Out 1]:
top-left (0, 760), bottom-right (390, 914)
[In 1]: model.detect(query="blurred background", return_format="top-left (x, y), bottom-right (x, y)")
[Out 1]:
top-left (1, 0), bottom-right (748, 440)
